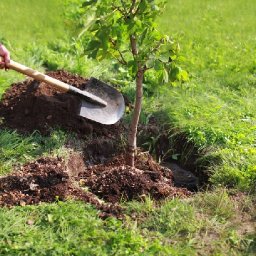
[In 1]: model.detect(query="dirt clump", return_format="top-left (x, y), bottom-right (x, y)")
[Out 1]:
top-left (0, 157), bottom-right (122, 219)
top-left (0, 157), bottom-right (69, 205)
top-left (0, 70), bottom-right (122, 137)
top-left (78, 153), bottom-right (191, 203)
top-left (0, 154), bottom-right (191, 217)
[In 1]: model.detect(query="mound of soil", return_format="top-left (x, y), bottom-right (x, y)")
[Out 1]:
top-left (0, 70), bottom-right (122, 136)
top-left (0, 154), bottom-right (190, 217)
top-left (78, 153), bottom-right (191, 203)
top-left (0, 157), bottom-right (122, 219)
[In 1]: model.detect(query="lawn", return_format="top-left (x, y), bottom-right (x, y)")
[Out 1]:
top-left (156, 0), bottom-right (256, 189)
top-left (0, 0), bottom-right (67, 95)
top-left (0, 0), bottom-right (255, 255)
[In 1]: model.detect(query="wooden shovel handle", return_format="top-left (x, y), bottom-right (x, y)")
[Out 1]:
top-left (8, 60), bottom-right (69, 92)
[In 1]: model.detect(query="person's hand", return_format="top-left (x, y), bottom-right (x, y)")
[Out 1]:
top-left (0, 44), bottom-right (10, 69)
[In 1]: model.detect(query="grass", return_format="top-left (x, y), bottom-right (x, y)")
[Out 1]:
top-left (0, 130), bottom-right (67, 175)
top-left (125, 190), bottom-right (256, 255)
top-left (0, 0), bottom-right (255, 255)
top-left (0, 191), bottom-right (255, 255)
top-left (0, 0), bottom-right (66, 47)
top-left (0, 0), bottom-right (68, 96)
top-left (153, 0), bottom-right (256, 190)
top-left (0, 201), bottom-right (194, 255)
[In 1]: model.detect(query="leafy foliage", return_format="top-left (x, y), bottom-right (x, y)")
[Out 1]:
top-left (66, 0), bottom-right (187, 86)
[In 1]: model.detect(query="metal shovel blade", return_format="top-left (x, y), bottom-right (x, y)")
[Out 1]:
top-left (79, 78), bottom-right (125, 125)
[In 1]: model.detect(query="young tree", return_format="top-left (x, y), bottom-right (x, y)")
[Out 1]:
top-left (69, 0), bottom-right (187, 167)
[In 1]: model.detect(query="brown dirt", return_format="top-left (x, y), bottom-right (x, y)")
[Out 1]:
top-left (78, 152), bottom-right (191, 203)
top-left (0, 70), bottom-right (122, 137)
top-left (0, 71), bottom-right (192, 217)
top-left (0, 153), bottom-right (191, 217)
top-left (0, 157), bottom-right (122, 219)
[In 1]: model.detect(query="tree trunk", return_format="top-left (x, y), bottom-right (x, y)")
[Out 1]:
top-left (126, 67), bottom-right (144, 167)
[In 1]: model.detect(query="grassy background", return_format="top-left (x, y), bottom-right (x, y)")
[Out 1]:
top-left (0, 0), bottom-right (68, 95)
top-left (155, 0), bottom-right (256, 189)
top-left (0, 0), bottom-right (255, 255)
top-left (0, 0), bottom-right (66, 47)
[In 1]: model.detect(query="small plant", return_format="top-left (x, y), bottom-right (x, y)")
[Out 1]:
top-left (67, 0), bottom-right (187, 166)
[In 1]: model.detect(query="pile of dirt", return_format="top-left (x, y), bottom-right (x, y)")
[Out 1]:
top-left (0, 157), bottom-right (122, 219)
top-left (0, 70), bottom-right (122, 137)
top-left (0, 157), bottom-right (69, 205)
top-left (0, 154), bottom-right (191, 217)
top-left (78, 153), bottom-right (191, 203)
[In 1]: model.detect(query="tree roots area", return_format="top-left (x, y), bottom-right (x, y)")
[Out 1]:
top-left (0, 71), bottom-right (193, 218)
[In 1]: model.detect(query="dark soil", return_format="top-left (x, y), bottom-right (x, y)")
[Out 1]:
top-left (78, 152), bottom-right (191, 203)
top-left (0, 70), bottom-right (122, 137)
top-left (0, 71), bottom-right (192, 218)
top-left (0, 154), bottom-right (190, 218)
top-left (0, 157), bottom-right (122, 219)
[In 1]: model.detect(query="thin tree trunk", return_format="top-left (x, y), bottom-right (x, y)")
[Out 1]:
top-left (126, 67), bottom-right (144, 167)
top-left (126, 35), bottom-right (145, 167)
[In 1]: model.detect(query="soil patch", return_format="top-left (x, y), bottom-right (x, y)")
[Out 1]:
top-left (0, 70), bottom-right (122, 137)
top-left (78, 152), bottom-right (191, 203)
top-left (0, 154), bottom-right (191, 217)
top-left (0, 157), bottom-right (122, 219)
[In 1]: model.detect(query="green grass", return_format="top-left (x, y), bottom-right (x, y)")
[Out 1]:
top-left (154, 0), bottom-right (256, 189)
top-left (0, 0), bottom-right (66, 47)
top-left (0, 201), bottom-right (191, 255)
top-left (0, 130), bottom-right (67, 175)
top-left (0, 192), bottom-right (255, 255)
top-left (0, 0), bottom-right (68, 96)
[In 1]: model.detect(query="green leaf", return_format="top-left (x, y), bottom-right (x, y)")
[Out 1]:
top-left (127, 60), bottom-right (137, 75)
top-left (82, 0), bottom-right (96, 8)
top-left (159, 53), bottom-right (170, 63)
top-left (139, 28), bottom-right (148, 45)
top-left (163, 68), bottom-right (169, 83)
top-left (138, 0), bottom-right (148, 13)
top-left (153, 60), bottom-right (163, 71)
top-left (179, 70), bottom-right (189, 81)
top-left (86, 39), bottom-right (101, 51)
top-left (169, 66), bottom-right (180, 81)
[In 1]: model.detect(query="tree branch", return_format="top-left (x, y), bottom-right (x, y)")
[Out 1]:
top-left (110, 38), bottom-right (127, 65)
top-left (130, 35), bottom-right (138, 57)
top-left (129, 0), bottom-right (137, 15)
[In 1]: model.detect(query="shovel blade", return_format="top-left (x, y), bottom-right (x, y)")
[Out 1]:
top-left (79, 78), bottom-right (125, 125)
